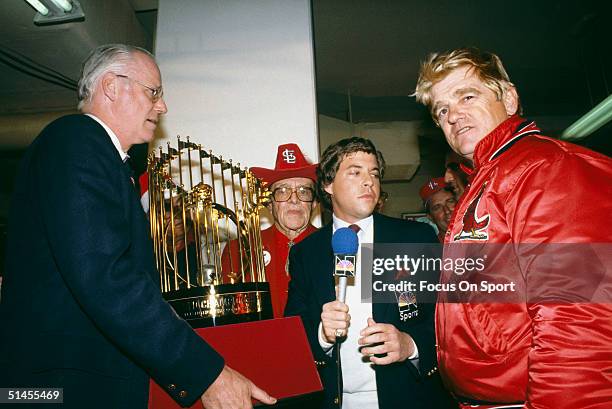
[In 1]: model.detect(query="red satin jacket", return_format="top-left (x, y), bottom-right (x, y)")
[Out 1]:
top-left (221, 224), bottom-right (317, 318)
top-left (437, 115), bottom-right (612, 408)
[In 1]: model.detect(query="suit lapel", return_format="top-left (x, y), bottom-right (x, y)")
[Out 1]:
top-left (84, 115), bottom-right (135, 192)
top-left (317, 224), bottom-right (336, 304)
top-left (372, 213), bottom-right (392, 321)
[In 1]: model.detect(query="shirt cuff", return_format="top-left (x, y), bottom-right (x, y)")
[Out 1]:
top-left (408, 338), bottom-right (419, 360)
top-left (407, 338), bottom-right (419, 371)
top-left (318, 322), bottom-right (334, 355)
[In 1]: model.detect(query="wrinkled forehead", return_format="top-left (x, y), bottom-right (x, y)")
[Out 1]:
top-left (432, 66), bottom-right (481, 96)
top-left (128, 51), bottom-right (161, 79)
top-left (270, 177), bottom-right (314, 190)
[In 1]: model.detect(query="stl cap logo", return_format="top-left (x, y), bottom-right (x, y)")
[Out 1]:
top-left (282, 149), bottom-right (296, 164)
top-left (453, 182), bottom-right (490, 241)
top-left (428, 180), bottom-right (439, 189)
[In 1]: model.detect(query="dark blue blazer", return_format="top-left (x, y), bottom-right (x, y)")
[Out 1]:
top-left (284, 212), bottom-right (454, 409)
top-left (0, 115), bottom-right (224, 409)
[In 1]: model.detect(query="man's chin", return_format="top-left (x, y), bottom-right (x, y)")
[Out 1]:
top-left (354, 205), bottom-right (376, 220)
top-left (278, 218), bottom-right (308, 232)
top-left (138, 131), bottom-right (156, 145)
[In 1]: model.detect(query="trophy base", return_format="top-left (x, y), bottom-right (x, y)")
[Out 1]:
top-left (163, 282), bottom-right (273, 328)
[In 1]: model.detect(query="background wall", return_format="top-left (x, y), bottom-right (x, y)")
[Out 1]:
top-left (154, 0), bottom-right (319, 169)
top-left (318, 114), bottom-right (427, 218)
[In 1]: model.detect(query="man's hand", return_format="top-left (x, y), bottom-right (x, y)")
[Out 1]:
top-left (358, 317), bottom-right (415, 365)
top-left (321, 300), bottom-right (350, 343)
top-left (201, 365), bottom-right (276, 409)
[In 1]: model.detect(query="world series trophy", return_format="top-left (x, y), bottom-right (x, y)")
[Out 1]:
top-left (146, 138), bottom-right (323, 409)
top-left (147, 136), bottom-right (273, 328)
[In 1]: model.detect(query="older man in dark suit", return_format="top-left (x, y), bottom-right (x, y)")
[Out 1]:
top-left (285, 137), bottom-right (454, 409)
top-left (0, 44), bottom-right (275, 409)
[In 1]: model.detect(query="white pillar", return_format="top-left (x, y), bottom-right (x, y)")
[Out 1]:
top-left (154, 0), bottom-right (319, 168)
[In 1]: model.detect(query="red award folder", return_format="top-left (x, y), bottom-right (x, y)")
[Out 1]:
top-left (149, 317), bottom-right (323, 408)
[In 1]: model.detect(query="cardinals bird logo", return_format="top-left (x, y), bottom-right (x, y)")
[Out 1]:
top-left (453, 183), bottom-right (490, 241)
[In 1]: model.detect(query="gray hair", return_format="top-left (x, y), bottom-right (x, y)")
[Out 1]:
top-left (77, 44), bottom-right (154, 111)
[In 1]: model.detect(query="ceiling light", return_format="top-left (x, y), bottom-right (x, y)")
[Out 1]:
top-left (561, 94), bottom-right (612, 140)
top-left (24, 0), bottom-right (49, 15)
top-left (23, 0), bottom-right (85, 26)
top-left (49, 0), bottom-right (73, 12)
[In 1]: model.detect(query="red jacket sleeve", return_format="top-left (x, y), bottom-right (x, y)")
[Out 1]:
top-left (506, 150), bottom-right (612, 408)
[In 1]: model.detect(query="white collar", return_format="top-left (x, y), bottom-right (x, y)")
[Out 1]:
top-left (332, 214), bottom-right (373, 234)
top-left (86, 114), bottom-right (129, 162)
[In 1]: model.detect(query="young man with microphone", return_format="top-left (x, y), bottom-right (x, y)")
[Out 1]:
top-left (285, 137), bottom-right (453, 409)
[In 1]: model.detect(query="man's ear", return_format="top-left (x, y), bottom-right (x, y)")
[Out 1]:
top-left (309, 200), bottom-right (319, 214)
top-left (502, 83), bottom-right (519, 116)
top-left (323, 182), bottom-right (333, 196)
top-left (101, 72), bottom-right (118, 102)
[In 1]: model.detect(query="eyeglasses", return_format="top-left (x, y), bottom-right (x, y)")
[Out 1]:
top-left (429, 197), bottom-right (457, 213)
top-left (272, 186), bottom-right (315, 202)
top-left (116, 74), bottom-right (164, 103)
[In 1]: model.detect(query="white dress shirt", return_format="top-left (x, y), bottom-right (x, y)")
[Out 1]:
top-left (317, 214), bottom-right (420, 409)
top-left (86, 114), bottom-right (129, 162)
top-left (319, 215), bottom-right (378, 409)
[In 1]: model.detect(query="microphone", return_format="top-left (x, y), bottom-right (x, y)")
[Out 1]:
top-left (331, 227), bottom-right (359, 303)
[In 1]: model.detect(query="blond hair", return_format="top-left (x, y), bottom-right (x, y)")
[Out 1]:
top-left (413, 47), bottom-right (521, 124)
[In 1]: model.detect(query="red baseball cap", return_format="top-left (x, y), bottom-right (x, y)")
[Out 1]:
top-left (419, 177), bottom-right (448, 203)
top-left (250, 143), bottom-right (318, 186)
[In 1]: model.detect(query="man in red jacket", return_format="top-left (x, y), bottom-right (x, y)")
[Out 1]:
top-left (413, 47), bottom-right (612, 408)
top-left (222, 143), bottom-right (318, 317)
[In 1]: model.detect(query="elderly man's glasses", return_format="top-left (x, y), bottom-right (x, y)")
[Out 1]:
top-left (272, 186), bottom-right (314, 202)
top-left (116, 74), bottom-right (164, 103)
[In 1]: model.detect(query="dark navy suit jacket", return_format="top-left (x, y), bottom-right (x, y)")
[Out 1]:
top-left (0, 115), bottom-right (223, 408)
top-left (284, 212), bottom-right (454, 409)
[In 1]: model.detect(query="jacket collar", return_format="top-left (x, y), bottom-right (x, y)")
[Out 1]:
top-left (85, 113), bottom-right (130, 162)
top-left (272, 223), bottom-right (317, 244)
top-left (472, 115), bottom-right (541, 171)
